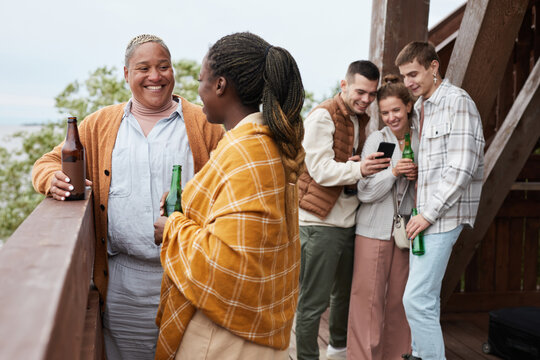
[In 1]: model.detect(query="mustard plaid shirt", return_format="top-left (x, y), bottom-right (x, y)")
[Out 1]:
top-left (155, 113), bottom-right (300, 359)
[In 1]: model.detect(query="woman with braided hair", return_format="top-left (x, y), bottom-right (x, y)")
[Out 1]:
top-left (154, 32), bottom-right (305, 359)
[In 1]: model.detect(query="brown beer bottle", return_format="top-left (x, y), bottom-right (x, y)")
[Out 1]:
top-left (61, 117), bottom-right (86, 200)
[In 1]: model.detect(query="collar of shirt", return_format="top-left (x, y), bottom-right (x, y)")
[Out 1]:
top-left (414, 78), bottom-right (451, 113)
top-left (233, 112), bottom-right (265, 129)
top-left (122, 97), bottom-right (184, 124)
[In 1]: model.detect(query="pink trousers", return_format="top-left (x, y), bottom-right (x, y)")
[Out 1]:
top-left (347, 235), bottom-right (411, 360)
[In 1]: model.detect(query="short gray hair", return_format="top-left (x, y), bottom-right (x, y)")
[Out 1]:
top-left (124, 34), bottom-right (171, 67)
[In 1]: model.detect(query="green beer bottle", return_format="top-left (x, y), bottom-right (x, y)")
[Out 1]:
top-left (411, 207), bottom-right (425, 255)
top-left (165, 165), bottom-right (182, 216)
top-left (402, 133), bottom-right (414, 161)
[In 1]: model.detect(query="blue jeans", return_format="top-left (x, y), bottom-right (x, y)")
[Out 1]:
top-left (402, 225), bottom-right (463, 360)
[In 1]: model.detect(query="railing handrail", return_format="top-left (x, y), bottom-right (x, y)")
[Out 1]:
top-left (0, 191), bottom-right (95, 360)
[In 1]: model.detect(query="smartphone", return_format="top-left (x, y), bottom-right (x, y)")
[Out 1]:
top-left (376, 142), bottom-right (396, 159)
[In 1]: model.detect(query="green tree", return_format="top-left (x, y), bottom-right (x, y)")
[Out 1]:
top-left (55, 66), bottom-right (131, 120)
top-left (0, 123), bottom-right (64, 240)
top-left (173, 59), bottom-right (201, 104)
top-left (302, 90), bottom-right (317, 119)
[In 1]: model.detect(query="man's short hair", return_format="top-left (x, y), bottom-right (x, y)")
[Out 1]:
top-left (346, 60), bottom-right (380, 82)
top-left (395, 41), bottom-right (440, 69)
top-left (124, 34), bottom-right (171, 67)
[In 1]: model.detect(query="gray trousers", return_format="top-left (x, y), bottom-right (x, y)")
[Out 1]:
top-left (103, 254), bottom-right (163, 360)
top-left (295, 225), bottom-right (355, 360)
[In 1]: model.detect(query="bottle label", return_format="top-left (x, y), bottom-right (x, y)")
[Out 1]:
top-left (62, 160), bottom-right (86, 200)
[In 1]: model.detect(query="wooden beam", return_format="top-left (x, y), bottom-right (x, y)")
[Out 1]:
top-left (428, 4), bottom-right (466, 47)
top-left (510, 182), bottom-right (540, 191)
top-left (442, 59), bottom-right (540, 305)
top-left (369, 0), bottom-right (430, 77)
top-left (369, 0), bottom-right (430, 129)
top-left (445, 0), bottom-right (529, 124)
top-left (445, 291), bottom-right (540, 313)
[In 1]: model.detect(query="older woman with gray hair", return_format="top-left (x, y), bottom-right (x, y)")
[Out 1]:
top-left (32, 34), bottom-right (223, 359)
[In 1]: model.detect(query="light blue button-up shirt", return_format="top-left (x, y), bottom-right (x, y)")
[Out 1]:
top-left (107, 99), bottom-right (194, 262)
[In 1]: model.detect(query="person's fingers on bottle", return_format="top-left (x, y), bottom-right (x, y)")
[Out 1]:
top-left (51, 186), bottom-right (67, 201)
top-left (53, 172), bottom-right (73, 192)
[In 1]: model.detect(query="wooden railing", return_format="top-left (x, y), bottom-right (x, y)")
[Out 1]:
top-left (0, 190), bottom-right (103, 360)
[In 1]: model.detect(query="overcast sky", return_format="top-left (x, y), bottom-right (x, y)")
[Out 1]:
top-left (0, 0), bottom-right (465, 125)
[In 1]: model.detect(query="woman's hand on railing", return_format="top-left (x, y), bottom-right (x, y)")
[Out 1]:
top-left (49, 171), bottom-right (92, 201)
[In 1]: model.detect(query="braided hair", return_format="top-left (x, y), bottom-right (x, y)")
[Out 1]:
top-left (206, 32), bottom-right (305, 240)
top-left (206, 32), bottom-right (305, 185)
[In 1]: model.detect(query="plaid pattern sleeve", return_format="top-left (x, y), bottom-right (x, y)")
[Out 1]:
top-left (416, 80), bottom-right (485, 234)
top-left (155, 122), bottom-right (300, 360)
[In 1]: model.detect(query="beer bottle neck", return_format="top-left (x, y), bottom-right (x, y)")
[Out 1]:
top-left (170, 166), bottom-right (181, 192)
top-left (66, 122), bottom-right (82, 144)
top-left (404, 133), bottom-right (411, 147)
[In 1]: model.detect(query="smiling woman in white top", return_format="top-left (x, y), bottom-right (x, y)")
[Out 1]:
top-left (347, 74), bottom-right (418, 360)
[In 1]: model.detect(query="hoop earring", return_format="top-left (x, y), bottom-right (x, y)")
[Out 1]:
top-left (433, 73), bottom-right (437, 85)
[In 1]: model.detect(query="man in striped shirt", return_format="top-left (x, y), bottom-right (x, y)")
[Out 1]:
top-left (396, 42), bottom-right (485, 360)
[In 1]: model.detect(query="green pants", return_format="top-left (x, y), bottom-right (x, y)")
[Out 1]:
top-left (295, 225), bottom-right (355, 360)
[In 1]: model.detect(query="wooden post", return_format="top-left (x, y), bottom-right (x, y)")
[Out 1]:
top-left (442, 59), bottom-right (540, 305)
top-left (369, 0), bottom-right (430, 128)
top-left (369, 0), bottom-right (430, 77)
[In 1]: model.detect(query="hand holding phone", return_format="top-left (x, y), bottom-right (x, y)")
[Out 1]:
top-left (361, 142), bottom-right (394, 176)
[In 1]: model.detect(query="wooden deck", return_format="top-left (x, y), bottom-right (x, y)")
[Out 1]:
top-left (288, 310), bottom-right (501, 360)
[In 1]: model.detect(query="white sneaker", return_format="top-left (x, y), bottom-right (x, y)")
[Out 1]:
top-left (326, 344), bottom-right (347, 359)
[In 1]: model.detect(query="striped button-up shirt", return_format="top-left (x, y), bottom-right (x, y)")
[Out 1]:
top-left (413, 79), bottom-right (485, 235)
